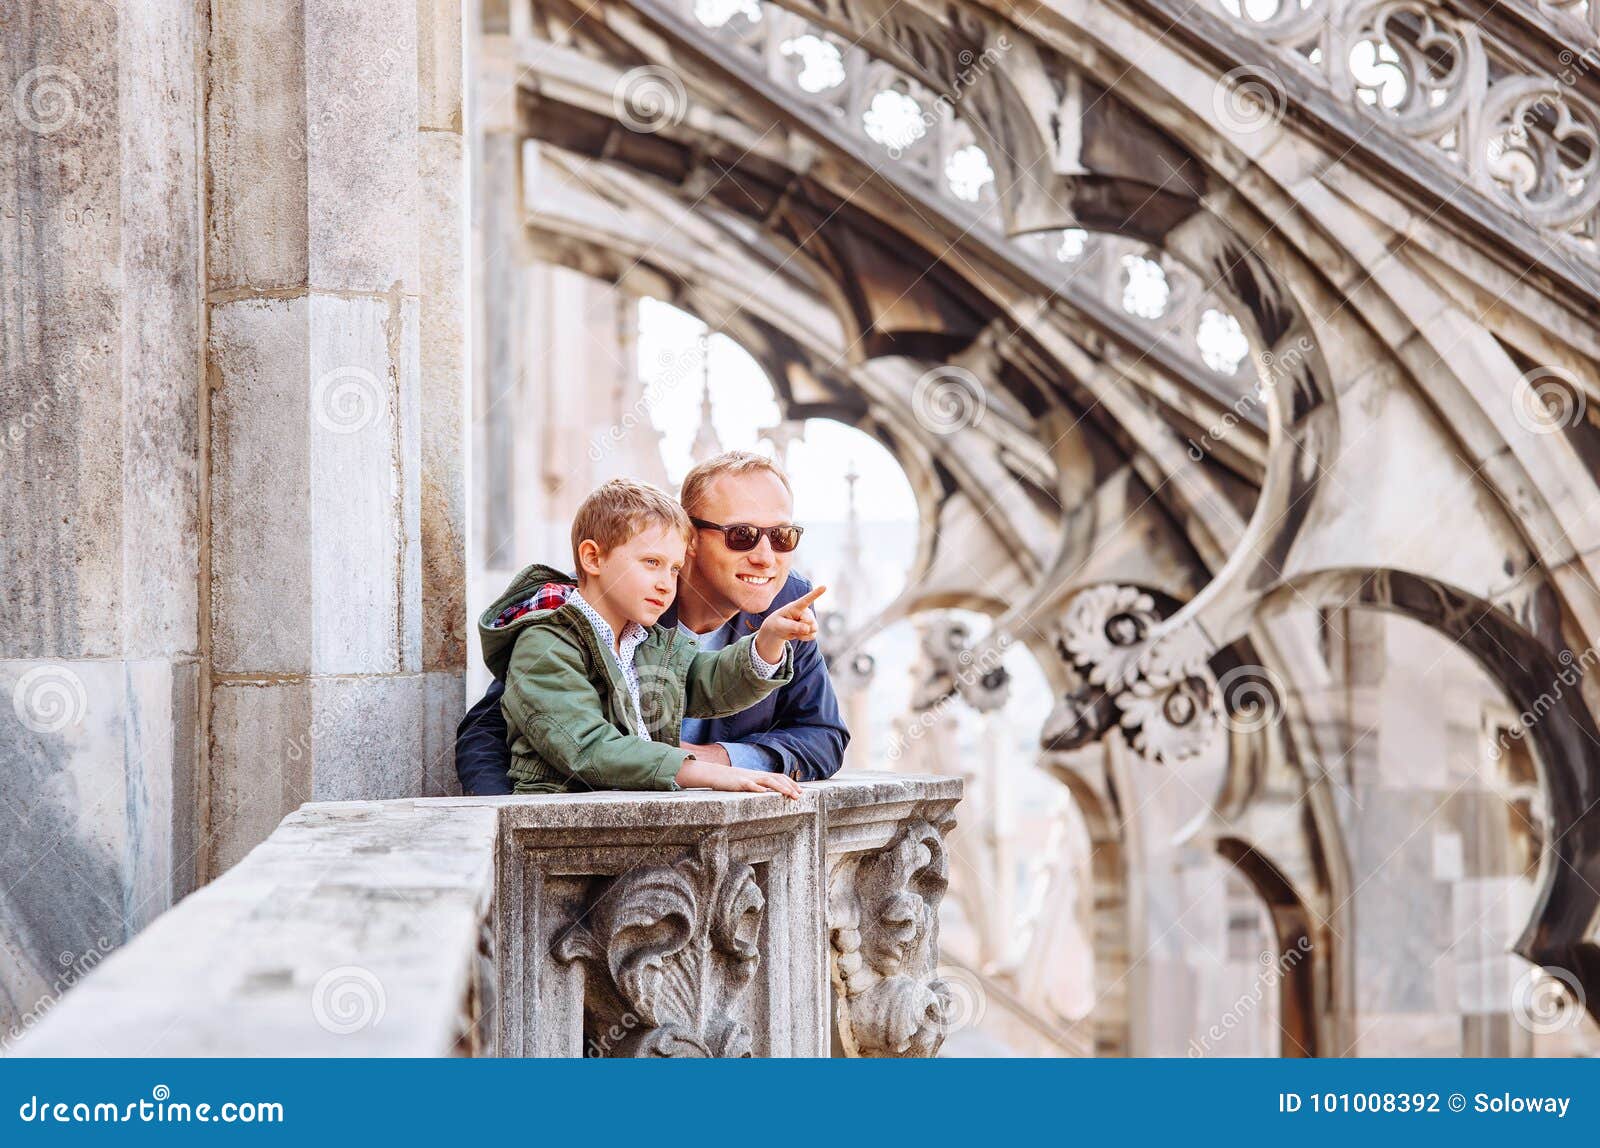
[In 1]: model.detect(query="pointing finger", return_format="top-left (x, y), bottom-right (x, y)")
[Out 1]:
top-left (785, 585), bottom-right (826, 615)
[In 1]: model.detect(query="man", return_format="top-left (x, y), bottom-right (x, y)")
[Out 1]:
top-left (456, 451), bottom-right (849, 795)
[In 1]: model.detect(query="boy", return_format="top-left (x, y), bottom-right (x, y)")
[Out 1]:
top-left (478, 477), bottom-right (823, 797)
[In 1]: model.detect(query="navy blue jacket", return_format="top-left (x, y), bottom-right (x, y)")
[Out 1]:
top-left (455, 572), bottom-right (849, 795)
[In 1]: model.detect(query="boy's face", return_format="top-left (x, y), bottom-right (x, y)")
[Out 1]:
top-left (581, 522), bottom-right (688, 627)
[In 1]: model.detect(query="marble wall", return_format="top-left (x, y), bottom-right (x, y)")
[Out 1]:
top-left (1, 0), bottom-right (205, 1037)
top-left (1, 0), bottom-right (468, 1036)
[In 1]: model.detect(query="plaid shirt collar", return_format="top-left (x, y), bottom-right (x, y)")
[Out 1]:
top-left (490, 580), bottom-right (575, 629)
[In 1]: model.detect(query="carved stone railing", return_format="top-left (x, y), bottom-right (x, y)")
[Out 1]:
top-left (10, 774), bottom-right (961, 1058)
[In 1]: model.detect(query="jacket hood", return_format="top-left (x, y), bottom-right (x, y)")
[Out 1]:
top-left (478, 563), bottom-right (578, 681)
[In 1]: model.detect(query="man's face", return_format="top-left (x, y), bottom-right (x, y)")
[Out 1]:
top-left (681, 470), bottom-right (796, 618)
top-left (583, 523), bottom-right (688, 628)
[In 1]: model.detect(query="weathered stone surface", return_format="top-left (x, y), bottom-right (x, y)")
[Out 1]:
top-left (305, 0), bottom-right (421, 294)
top-left (210, 293), bottom-right (421, 677)
top-left (417, 0), bottom-right (464, 133)
top-left (1, 0), bottom-right (203, 1040)
top-left (419, 128), bottom-right (468, 675)
top-left (11, 801), bottom-right (499, 1057)
top-left (421, 670), bottom-right (465, 797)
top-left (5, 0), bottom-right (461, 1041)
top-left (207, 0), bottom-right (311, 291)
top-left (820, 773), bottom-right (962, 1057)
top-left (206, 681), bottom-right (315, 876)
top-left (207, 298), bottom-right (316, 674)
top-left (0, 657), bottom-right (198, 1038)
top-left (308, 674), bottom-right (428, 801)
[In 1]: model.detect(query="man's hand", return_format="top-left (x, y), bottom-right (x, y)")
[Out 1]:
top-left (677, 757), bottom-right (803, 799)
top-left (679, 740), bottom-right (731, 766)
top-left (755, 585), bottom-right (826, 666)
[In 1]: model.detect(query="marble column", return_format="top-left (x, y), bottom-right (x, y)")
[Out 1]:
top-left (203, 0), bottom-right (446, 873)
top-left (418, 0), bottom-right (470, 795)
top-left (0, 0), bottom-right (205, 1035)
top-left (466, 13), bottom-right (527, 697)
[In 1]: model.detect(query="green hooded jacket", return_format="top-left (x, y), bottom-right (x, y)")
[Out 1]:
top-left (478, 563), bottom-right (794, 794)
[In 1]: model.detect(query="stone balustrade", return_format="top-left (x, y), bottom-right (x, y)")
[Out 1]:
top-left (9, 773), bottom-right (960, 1058)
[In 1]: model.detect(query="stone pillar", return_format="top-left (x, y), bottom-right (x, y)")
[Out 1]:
top-left (466, 13), bottom-right (528, 697)
top-left (204, 0), bottom-right (451, 873)
top-left (417, 0), bottom-right (470, 794)
top-left (0, 0), bottom-right (205, 1035)
top-left (470, 4), bottom-right (526, 567)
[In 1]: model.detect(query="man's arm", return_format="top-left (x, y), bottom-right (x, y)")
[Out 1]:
top-left (682, 633), bottom-right (793, 719)
top-left (735, 632), bottom-right (849, 781)
top-left (455, 680), bottom-right (514, 795)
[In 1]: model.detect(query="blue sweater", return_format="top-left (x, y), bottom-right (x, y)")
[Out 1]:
top-left (455, 573), bottom-right (850, 795)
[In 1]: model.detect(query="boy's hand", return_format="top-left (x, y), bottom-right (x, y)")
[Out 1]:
top-left (677, 757), bottom-right (803, 800)
top-left (755, 585), bottom-right (826, 666)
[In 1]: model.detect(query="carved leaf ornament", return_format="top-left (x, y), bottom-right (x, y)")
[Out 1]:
top-left (555, 832), bottom-right (764, 1057)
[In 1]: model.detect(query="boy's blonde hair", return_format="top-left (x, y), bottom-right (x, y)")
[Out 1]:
top-left (679, 450), bottom-right (793, 518)
top-left (571, 478), bottom-right (694, 570)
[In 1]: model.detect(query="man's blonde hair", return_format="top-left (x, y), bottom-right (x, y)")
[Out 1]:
top-left (571, 478), bottom-right (694, 569)
top-left (679, 450), bottom-right (793, 518)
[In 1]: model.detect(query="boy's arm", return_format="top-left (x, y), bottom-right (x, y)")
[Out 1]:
top-left (502, 630), bottom-right (687, 791)
top-left (683, 633), bottom-right (794, 720)
top-left (730, 634), bottom-right (850, 781)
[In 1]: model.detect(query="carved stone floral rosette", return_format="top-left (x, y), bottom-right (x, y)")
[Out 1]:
top-left (829, 816), bottom-right (955, 1057)
top-left (553, 832), bottom-right (764, 1057)
top-left (1043, 584), bottom-right (1220, 765)
top-left (910, 615), bottom-right (1011, 715)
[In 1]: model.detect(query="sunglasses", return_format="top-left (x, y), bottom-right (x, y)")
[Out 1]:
top-left (690, 517), bottom-right (804, 553)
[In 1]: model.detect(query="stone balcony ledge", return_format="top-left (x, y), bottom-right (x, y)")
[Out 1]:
top-left (10, 773), bottom-right (961, 1059)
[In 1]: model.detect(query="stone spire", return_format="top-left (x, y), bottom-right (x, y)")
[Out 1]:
top-left (689, 331), bottom-right (723, 464)
top-left (759, 418), bottom-right (806, 469)
top-left (837, 461), bottom-right (863, 624)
